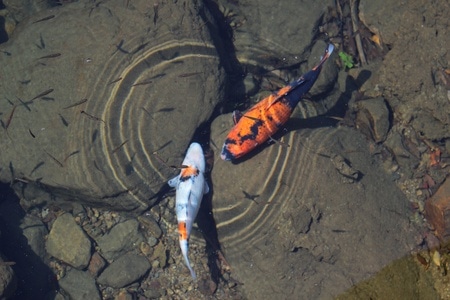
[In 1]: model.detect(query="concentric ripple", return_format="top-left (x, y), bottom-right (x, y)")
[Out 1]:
top-left (73, 40), bottom-right (221, 209)
top-left (0, 0), bottom-right (224, 211)
top-left (210, 113), bottom-right (416, 299)
top-left (210, 113), bottom-right (340, 257)
top-left (207, 41), bottom-right (339, 255)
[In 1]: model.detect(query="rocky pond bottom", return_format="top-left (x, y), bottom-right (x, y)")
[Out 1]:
top-left (1, 0), bottom-right (450, 299)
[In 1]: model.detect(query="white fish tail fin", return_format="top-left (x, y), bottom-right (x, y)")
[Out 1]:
top-left (180, 240), bottom-right (197, 279)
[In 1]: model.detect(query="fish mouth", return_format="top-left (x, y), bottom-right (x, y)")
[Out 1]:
top-left (220, 147), bottom-right (234, 161)
top-left (220, 152), bottom-right (233, 161)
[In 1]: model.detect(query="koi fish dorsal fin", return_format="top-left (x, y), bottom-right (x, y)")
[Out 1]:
top-left (265, 86), bottom-right (292, 110)
top-left (232, 110), bottom-right (243, 124)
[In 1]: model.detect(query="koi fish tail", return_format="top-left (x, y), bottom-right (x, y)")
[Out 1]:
top-left (283, 44), bottom-right (335, 107)
top-left (312, 43), bottom-right (334, 71)
top-left (180, 239), bottom-right (196, 279)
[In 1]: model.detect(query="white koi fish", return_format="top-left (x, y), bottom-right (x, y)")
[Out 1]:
top-left (168, 142), bottom-right (209, 279)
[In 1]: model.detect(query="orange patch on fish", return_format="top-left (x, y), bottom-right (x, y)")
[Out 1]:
top-left (222, 93), bottom-right (294, 160)
top-left (180, 166), bottom-right (199, 181)
top-left (178, 221), bottom-right (188, 241)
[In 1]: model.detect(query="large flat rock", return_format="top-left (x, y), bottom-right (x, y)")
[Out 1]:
top-left (210, 113), bottom-right (418, 298)
top-left (0, 0), bottom-right (224, 211)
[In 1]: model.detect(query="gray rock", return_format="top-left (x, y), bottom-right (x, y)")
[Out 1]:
top-left (20, 215), bottom-right (48, 259)
top-left (308, 41), bottom-right (340, 96)
top-left (46, 213), bottom-right (92, 269)
top-left (210, 114), bottom-right (418, 299)
top-left (59, 269), bottom-right (100, 300)
top-left (0, 256), bottom-right (17, 299)
top-left (356, 97), bottom-right (390, 143)
top-left (0, 0), bottom-right (224, 212)
top-left (96, 219), bottom-right (144, 261)
top-left (359, 0), bottom-right (404, 44)
top-left (361, 0), bottom-right (450, 144)
top-left (137, 214), bottom-right (162, 239)
top-left (3, 0), bottom-right (51, 25)
top-left (0, 192), bottom-right (54, 298)
top-left (384, 130), bottom-right (420, 178)
top-left (97, 253), bottom-right (151, 288)
top-left (217, 0), bottom-right (333, 67)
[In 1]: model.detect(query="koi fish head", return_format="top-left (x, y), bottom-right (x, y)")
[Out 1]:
top-left (181, 142), bottom-right (206, 173)
top-left (221, 138), bottom-right (255, 161)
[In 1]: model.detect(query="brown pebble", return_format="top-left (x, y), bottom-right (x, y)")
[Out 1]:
top-left (197, 278), bottom-right (217, 296)
top-left (88, 252), bottom-right (106, 277)
top-left (425, 178), bottom-right (450, 240)
top-left (115, 290), bottom-right (133, 300)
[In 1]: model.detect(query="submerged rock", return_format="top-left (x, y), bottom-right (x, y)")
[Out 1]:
top-left (97, 253), bottom-right (151, 288)
top-left (59, 269), bottom-right (100, 300)
top-left (46, 213), bottom-right (92, 269)
top-left (0, 255), bottom-right (17, 299)
top-left (425, 178), bottom-right (450, 241)
top-left (95, 219), bottom-right (144, 261)
top-left (209, 114), bottom-right (418, 299)
top-left (0, 0), bottom-right (225, 212)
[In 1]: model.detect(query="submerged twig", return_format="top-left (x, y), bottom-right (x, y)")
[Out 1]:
top-left (350, 0), bottom-right (367, 65)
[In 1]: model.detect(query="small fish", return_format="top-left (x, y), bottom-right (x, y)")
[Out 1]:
top-left (32, 15), bottom-right (55, 24)
top-left (5, 105), bottom-right (17, 130)
top-left (63, 98), bottom-right (88, 109)
top-left (168, 142), bottom-right (209, 279)
top-left (29, 88), bottom-right (54, 101)
top-left (221, 44), bottom-right (334, 160)
top-left (108, 77), bottom-right (122, 85)
top-left (37, 53), bottom-right (61, 60)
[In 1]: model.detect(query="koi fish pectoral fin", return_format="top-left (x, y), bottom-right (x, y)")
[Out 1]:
top-left (232, 110), bottom-right (243, 124)
top-left (266, 95), bottom-right (283, 109)
top-left (203, 182), bottom-right (209, 194)
top-left (168, 175), bottom-right (180, 187)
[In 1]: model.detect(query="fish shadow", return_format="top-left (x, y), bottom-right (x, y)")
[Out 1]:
top-left (195, 181), bottom-right (225, 284)
top-left (0, 182), bottom-right (57, 299)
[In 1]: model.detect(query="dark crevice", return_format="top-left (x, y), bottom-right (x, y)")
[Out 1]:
top-left (0, 182), bottom-right (56, 299)
top-left (0, 16), bottom-right (8, 44)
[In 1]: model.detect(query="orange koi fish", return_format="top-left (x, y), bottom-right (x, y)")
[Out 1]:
top-left (221, 44), bottom-right (334, 160)
top-left (168, 142), bottom-right (209, 279)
